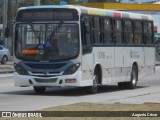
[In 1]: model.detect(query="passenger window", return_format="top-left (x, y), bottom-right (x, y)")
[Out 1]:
top-left (134, 21), bottom-right (143, 45)
top-left (103, 18), bottom-right (112, 45)
top-left (143, 22), bottom-right (153, 45)
top-left (114, 20), bottom-right (123, 45)
top-left (124, 20), bottom-right (133, 45)
top-left (93, 17), bottom-right (101, 44)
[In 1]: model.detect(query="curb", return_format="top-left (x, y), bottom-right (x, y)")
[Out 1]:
top-left (0, 71), bottom-right (14, 74)
top-left (0, 67), bottom-right (14, 74)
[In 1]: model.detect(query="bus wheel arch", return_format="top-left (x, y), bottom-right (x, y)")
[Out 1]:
top-left (94, 64), bottom-right (102, 85)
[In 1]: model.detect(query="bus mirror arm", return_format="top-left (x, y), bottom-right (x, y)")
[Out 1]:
top-left (82, 45), bottom-right (92, 54)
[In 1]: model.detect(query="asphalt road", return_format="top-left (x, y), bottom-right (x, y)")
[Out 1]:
top-left (0, 67), bottom-right (160, 111)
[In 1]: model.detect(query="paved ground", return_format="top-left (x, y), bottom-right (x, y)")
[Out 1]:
top-left (0, 61), bottom-right (14, 74)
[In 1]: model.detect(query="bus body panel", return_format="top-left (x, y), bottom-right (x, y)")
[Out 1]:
top-left (81, 47), bottom-right (115, 84)
top-left (114, 47), bottom-right (155, 82)
top-left (145, 47), bottom-right (155, 66)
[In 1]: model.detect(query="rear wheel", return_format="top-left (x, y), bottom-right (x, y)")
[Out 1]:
top-left (1, 56), bottom-right (8, 64)
top-left (128, 65), bottom-right (138, 89)
top-left (118, 65), bottom-right (138, 89)
top-left (33, 86), bottom-right (46, 94)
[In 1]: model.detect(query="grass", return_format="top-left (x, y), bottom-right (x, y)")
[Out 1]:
top-left (41, 102), bottom-right (160, 111)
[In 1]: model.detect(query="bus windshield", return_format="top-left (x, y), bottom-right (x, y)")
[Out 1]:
top-left (15, 23), bottom-right (79, 61)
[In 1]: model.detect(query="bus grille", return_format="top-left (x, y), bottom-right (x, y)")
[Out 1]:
top-left (25, 63), bottom-right (66, 69)
top-left (34, 78), bottom-right (57, 83)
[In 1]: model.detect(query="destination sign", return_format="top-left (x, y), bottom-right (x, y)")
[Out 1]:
top-left (16, 9), bottom-right (79, 22)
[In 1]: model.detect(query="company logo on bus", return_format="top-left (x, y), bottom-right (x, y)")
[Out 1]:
top-left (43, 72), bottom-right (48, 75)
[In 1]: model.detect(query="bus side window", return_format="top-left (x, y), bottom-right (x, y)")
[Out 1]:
top-left (133, 21), bottom-right (143, 45)
top-left (149, 22), bottom-right (154, 45)
top-left (103, 18), bottom-right (112, 45)
top-left (144, 22), bottom-right (154, 45)
top-left (81, 16), bottom-right (92, 54)
top-left (124, 20), bottom-right (134, 45)
top-left (114, 20), bottom-right (123, 45)
top-left (93, 17), bottom-right (101, 44)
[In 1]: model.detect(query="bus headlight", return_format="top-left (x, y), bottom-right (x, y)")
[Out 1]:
top-left (14, 64), bottom-right (29, 75)
top-left (63, 63), bottom-right (80, 75)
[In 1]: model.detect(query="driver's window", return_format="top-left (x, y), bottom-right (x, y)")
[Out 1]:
top-left (81, 16), bottom-right (92, 46)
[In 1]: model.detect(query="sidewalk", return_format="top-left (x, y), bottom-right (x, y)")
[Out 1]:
top-left (0, 61), bottom-right (14, 74)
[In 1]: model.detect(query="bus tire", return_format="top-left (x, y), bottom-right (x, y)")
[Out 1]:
top-left (87, 70), bottom-right (98, 94)
top-left (118, 65), bottom-right (138, 89)
top-left (128, 65), bottom-right (138, 89)
top-left (33, 86), bottom-right (46, 94)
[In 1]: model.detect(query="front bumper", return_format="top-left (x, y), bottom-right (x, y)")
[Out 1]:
top-left (14, 71), bottom-right (82, 87)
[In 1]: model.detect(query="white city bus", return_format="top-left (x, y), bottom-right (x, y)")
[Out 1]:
top-left (13, 5), bottom-right (155, 94)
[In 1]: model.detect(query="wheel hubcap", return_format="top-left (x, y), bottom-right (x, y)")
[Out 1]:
top-left (93, 75), bottom-right (98, 88)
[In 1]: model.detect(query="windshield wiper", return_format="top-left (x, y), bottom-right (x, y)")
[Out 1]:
top-left (29, 23), bottom-right (41, 43)
top-left (49, 21), bottom-right (63, 40)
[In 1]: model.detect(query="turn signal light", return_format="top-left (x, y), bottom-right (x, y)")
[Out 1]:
top-left (65, 79), bottom-right (76, 83)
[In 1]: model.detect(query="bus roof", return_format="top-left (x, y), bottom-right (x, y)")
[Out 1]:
top-left (18, 5), bottom-right (153, 21)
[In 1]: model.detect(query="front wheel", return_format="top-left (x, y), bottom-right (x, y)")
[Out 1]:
top-left (87, 74), bottom-right (98, 94)
top-left (33, 86), bottom-right (46, 94)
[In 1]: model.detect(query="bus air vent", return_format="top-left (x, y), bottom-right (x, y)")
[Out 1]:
top-left (34, 78), bottom-right (57, 83)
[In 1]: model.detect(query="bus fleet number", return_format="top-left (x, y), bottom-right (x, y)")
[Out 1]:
top-left (97, 52), bottom-right (106, 59)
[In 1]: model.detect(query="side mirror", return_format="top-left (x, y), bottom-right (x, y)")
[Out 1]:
top-left (82, 45), bottom-right (92, 55)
